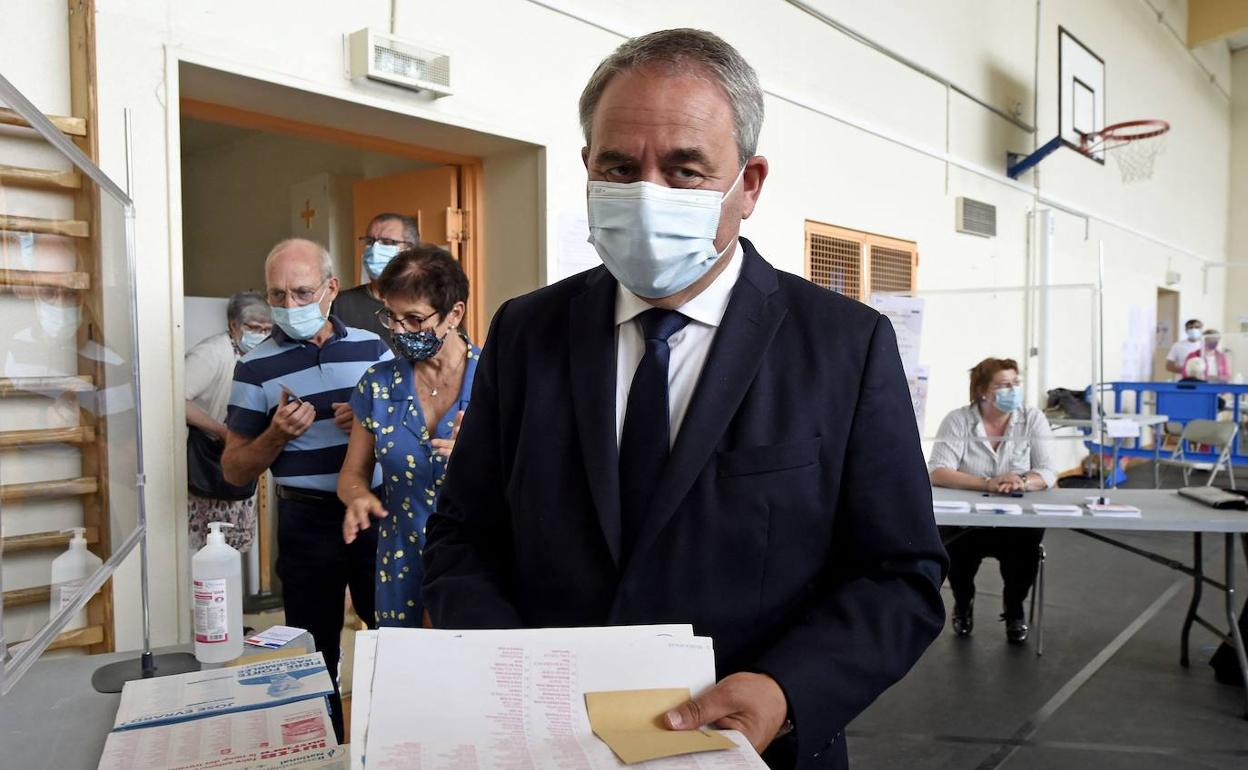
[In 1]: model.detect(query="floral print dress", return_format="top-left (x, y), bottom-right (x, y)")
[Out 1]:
top-left (349, 341), bottom-right (479, 626)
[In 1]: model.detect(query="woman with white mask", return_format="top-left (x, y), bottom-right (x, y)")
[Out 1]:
top-left (928, 357), bottom-right (1057, 644)
top-left (185, 290), bottom-right (272, 551)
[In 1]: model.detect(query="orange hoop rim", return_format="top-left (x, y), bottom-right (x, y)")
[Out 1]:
top-left (1081, 119), bottom-right (1171, 151)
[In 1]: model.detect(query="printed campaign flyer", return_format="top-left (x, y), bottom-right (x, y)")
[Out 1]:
top-left (113, 654), bottom-right (334, 731)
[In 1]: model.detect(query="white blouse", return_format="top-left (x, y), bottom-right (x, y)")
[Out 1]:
top-left (927, 404), bottom-right (1058, 489)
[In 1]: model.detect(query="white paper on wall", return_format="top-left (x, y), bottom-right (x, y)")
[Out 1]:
top-left (870, 293), bottom-right (924, 377)
top-left (554, 209), bottom-right (602, 282)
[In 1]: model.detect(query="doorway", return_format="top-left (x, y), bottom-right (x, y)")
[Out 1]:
top-left (1154, 288), bottom-right (1179, 381)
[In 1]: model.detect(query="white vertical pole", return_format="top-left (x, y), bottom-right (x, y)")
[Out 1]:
top-left (1038, 209), bottom-right (1055, 399)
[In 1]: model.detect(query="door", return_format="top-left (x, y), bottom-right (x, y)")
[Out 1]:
top-left (1154, 288), bottom-right (1179, 381)
top-left (352, 166), bottom-right (459, 277)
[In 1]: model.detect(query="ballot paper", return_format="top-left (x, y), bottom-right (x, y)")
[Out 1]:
top-left (1031, 504), bottom-right (1084, 517)
top-left (97, 698), bottom-right (337, 770)
top-left (113, 653), bottom-right (334, 730)
top-left (933, 500), bottom-right (971, 513)
top-left (975, 502), bottom-right (1023, 515)
top-left (360, 627), bottom-right (766, 769)
top-left (246, 625), bottom-right (308, 649)
top-left (1087, 503), bottom-right (1142, 518)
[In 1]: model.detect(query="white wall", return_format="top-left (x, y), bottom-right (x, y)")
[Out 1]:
top-left (1, 0), bottom-right (1235, 649)
top-left (1228, 50), bottom-right (1248, 330)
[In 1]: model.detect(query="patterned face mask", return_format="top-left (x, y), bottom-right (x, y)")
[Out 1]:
top-left (392, 327), bottom-right (447, 362)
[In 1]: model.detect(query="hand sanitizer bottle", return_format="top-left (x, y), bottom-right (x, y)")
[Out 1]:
top-left (49, 527), bottom-right (103, 630)
top-left (192, 522), bottom-right (243, 664)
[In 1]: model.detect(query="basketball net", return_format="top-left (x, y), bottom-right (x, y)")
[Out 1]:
top-left (1081, 119), bottom-right (1171, 184)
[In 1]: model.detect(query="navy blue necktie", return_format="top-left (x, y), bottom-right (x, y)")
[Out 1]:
top-left (619, 308), bottom-right (690, 558)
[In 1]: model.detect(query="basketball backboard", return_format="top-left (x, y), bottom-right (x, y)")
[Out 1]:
top-left (1059, 27), bottom-right (1105, 162)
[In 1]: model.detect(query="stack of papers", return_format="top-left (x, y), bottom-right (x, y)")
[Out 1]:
top-left (99, 654), bottom-right (341, 769)
top-left (1087, 503), bottom-right (1142, 518)
top-left (351, 626), bottom-right (767, 770)
top-left (933, 500), bottom-right (971, 513)
top-left (1031, 504), bottom-right (1083, 517)
top-left (975, 502), bottom-right (1023, 515)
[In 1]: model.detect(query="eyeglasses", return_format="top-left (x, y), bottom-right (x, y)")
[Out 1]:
top-left (376, 307), bottom-right (437, 333)
top-left (241, 321), bottom-right (273, 334)
top-left (359, 236), bottom-right (413, 248)
top-left (266, 281), bottom-right (326, 307)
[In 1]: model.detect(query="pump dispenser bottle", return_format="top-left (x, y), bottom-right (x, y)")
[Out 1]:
top-left (49, 527), bottom-right (102, 630)
top-left (192, 521), bottom-right (243, 663)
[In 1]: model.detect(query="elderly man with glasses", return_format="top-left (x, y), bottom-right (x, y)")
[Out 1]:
top-left (221, 237), bottom-right (392, 743)
top-left (331, 212), bottom-right (419, 346)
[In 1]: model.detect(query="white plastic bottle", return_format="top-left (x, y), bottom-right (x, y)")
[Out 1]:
top-left (48, 527), bottom-right (103, 631)
top-left (192, 522), bottom-right (244, 664)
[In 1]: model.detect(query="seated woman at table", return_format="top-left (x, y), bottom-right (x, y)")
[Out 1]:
top-left (928, 357), bottom-right (1057, 644)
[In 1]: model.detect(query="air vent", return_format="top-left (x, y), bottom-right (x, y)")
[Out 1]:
top-left (807, 232), bottom-right (863, 299)
top-left (346, 29), bottom-right (453, 97)
top-left (956, 196), bottom-right (996, 237)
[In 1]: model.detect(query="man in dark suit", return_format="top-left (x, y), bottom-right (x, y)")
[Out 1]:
top-left (423, 28), bottom-right (947, 770)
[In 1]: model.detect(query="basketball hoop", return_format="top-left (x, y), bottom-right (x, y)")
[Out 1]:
top-left (1080, 119), bottom-right (1170, 183)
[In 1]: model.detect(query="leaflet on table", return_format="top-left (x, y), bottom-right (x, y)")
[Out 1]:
top-left (98, 698), bottom-right (338, 770)
top-left (975, 502), bottom-right (1022, 515)
top-left (350, 625), bottom-right (698, 770)
top-left (113, 653), bottom-right (334, 731)
top-left (933, 500), bottom-right (971, 513)
top-left (1031, 504), bottom-right (1083, 516)
top-left (362, 627), bottom-right (767, 769)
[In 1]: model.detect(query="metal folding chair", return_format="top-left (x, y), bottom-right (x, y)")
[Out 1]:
top-left (1155, 419), bottom-right (1238, 489)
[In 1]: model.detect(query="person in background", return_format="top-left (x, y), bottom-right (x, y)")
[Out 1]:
top-left (1182, 328), bottom-right (1231, 384)
top-left (221, 238), bottom-right (393, 742)
top-left (331, 212), bottom-right (419, 343)
top-left (928, 357), bottom-right (1056, 644)
top-left (339, 246), bottom-right (477, 628)
top-left (1166, 318), bottom-right (1204, 378)
top-left (185, 290), bottom-right (271, 551)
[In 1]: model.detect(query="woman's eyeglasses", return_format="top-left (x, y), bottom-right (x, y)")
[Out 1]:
top-left (376, 307), bottom-right (436, 333)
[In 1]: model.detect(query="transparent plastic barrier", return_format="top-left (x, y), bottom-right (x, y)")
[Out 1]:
top-left (0, 77), bottom-right (144, 694)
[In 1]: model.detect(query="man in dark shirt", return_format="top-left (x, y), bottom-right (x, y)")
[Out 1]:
top-left (330, 212), bottom-right (418, 345)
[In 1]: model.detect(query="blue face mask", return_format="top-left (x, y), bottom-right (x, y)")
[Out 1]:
top-left (586, 167), bottom-right (745, 299)
top-left (271, 287), bottom-right (329, 341)
top-left (993, 385), bottom-right (1024, 412)
top-left (364, 243), bottom-right (401, 281)
top-left (393, 327), bottom-right (447, 362)
top-left (239, 329), bottom-right (268, 353)
top-left (1186, 328), bottom-right (1202, 342)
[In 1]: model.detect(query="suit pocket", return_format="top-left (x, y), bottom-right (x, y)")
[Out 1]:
top-left (717, 436), bottom-right (821, 478)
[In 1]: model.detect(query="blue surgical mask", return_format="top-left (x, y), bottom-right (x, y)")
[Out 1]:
top-left (239, 329), bottom-right (268, 353)
top-left (271, 288), bottom-right (329, 341)
top-left (994, 385), bottom-right (1024, 412)
top-left (586, 167), bottom-right (745, 299)
top-left (392, 327), bottom-right (446, 361)
top-left (1186, 328), bottom-right (1202, 341)
top-left (364, 243), bottom-right (401, 281)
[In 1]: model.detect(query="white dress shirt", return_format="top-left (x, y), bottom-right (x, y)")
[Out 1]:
top-left (615, 241), bottom-right (744, 448)
top-left (927, 403), bottom-right (1058, 489)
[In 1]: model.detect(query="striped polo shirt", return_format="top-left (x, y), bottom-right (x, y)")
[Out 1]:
top-left (226, 316), bottom-right (393, 493)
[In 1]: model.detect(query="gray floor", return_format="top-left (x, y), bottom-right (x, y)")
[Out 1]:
top-left (849, 466), bottom-right (1248, 769)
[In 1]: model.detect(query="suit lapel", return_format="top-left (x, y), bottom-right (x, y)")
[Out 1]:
top-left (569, 267), bottom-right (624, 566)
top-left (628, 240), bottom-right (787, 563)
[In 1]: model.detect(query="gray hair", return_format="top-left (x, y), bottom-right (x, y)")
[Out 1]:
top-left (226, 290), bottom-right (270, 326)
top-left (264, 238), bottom-right (334, 281)
top-left (578, 28), bottom-right (764, 166)
top-left (369, 212), bottom-right (420, 244)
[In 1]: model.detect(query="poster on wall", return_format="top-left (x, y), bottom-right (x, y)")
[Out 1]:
top-left (554, 209), bottom-right (602, 281)
top-left (1120, 305), bottom-right (1156, 382)
top-left (909, 365), bottom-right (929, 435)
top-left (870, 293), bottom-right (924, 376)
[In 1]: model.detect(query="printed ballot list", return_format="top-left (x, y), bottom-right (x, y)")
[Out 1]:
top-left (357, 627), bottom-right (768, 769)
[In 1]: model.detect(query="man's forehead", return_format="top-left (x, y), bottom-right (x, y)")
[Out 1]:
top-left (369, 218), bottom-right (405, 237)
top-left (590, 70), bottom-right (734, 151)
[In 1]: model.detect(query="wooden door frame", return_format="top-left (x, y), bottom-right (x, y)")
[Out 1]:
top-left (179, 98), bottom-right (487, 336)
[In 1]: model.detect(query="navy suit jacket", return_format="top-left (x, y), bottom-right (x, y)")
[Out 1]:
top-left (423, 238), bottom-right (947, 769)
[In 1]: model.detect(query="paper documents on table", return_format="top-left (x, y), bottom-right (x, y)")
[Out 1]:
top-left (98, 698), bottom-right (338, 770)
top-left (933, 500), bottom-right (971, 513)
top-left (112, 652), bottom-right (334, 730)
top-left (1086, 503), bottom-right (1142, 518)
top-left (1031, 504), bottom-right (1083, 516)
top-left (975, 502), bottom-right (1023, 515)
top-left (355, 625), bottom-right (766, 770)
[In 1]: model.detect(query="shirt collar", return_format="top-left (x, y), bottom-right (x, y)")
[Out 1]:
top-left (614, 240), bottom-right (744, 328)
top-left (270, 314), bottom-right (347, 345)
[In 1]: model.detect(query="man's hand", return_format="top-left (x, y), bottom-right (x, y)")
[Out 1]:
top-left (271, 391), bottom-right (316, 441)
top-left (987, 473), bottom-right (1024, 494)
top-left (332, 401), bottom-right (354, 432)
top-left (342, 492), bottom-right (388, 544)
top-left (430, 410), bottom-right (465, 459)
top-left (663, 672), bottom-right (788, 754)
